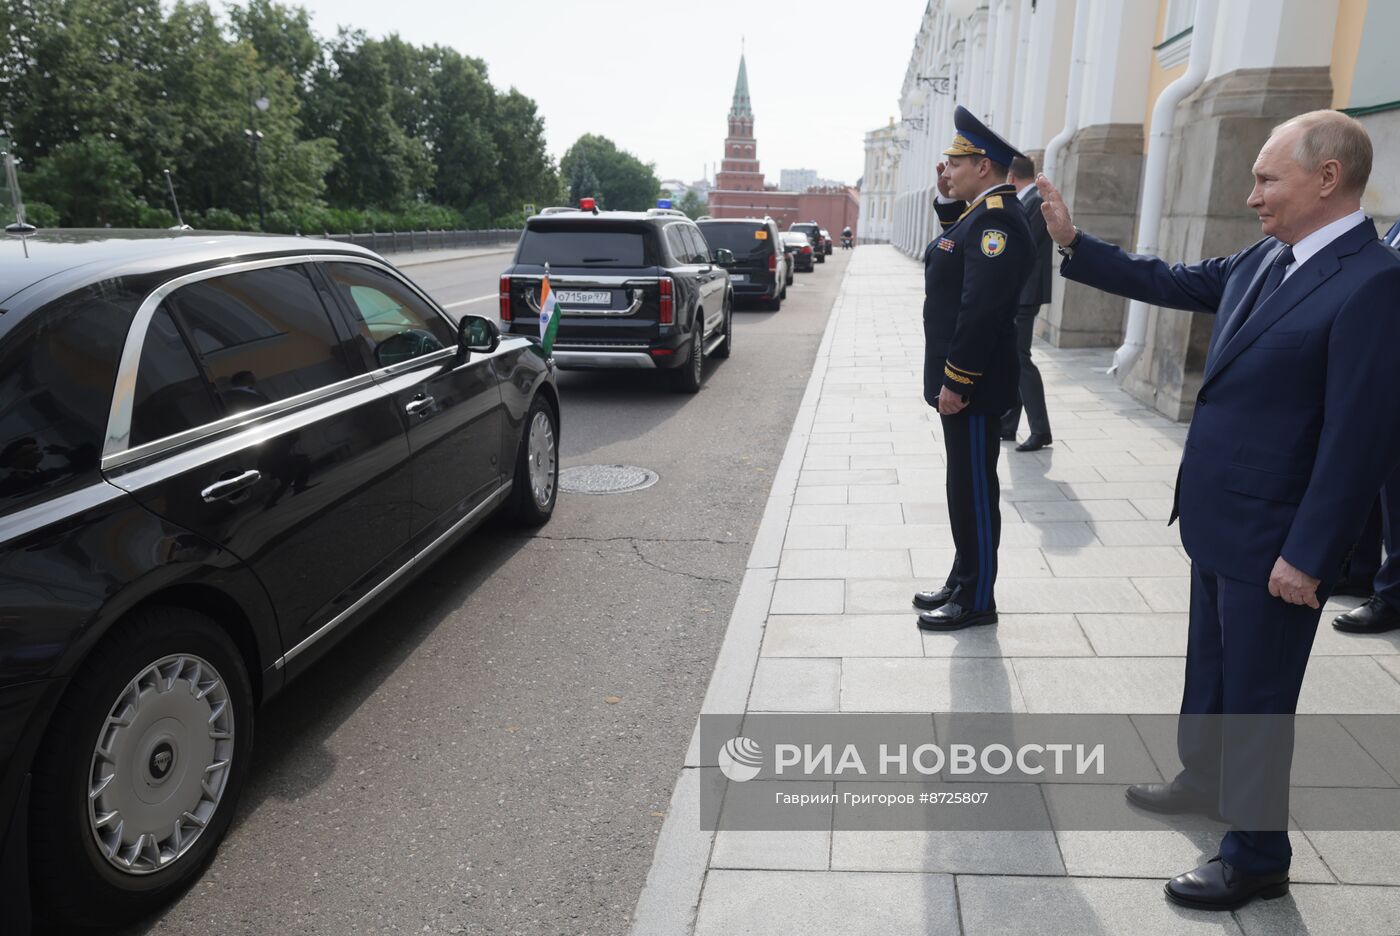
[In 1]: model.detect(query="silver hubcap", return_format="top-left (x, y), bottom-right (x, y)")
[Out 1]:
top-left (527, 410), bottom-right (557, 507)
top-left (87, 654), bottom-right (234, 875)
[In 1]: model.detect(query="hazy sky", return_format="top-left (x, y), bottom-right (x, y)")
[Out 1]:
top-left (231, 0), bottom-right (924, 187)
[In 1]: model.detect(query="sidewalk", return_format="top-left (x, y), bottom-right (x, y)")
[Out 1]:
top-left (631, 245), bottom-right (1400, 936)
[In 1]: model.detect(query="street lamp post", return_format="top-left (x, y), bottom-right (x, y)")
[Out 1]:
top-left (245, 95), bottom-right (269, 230)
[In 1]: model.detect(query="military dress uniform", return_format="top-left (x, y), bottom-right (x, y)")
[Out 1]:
top-left (914, 107), bottom-right (1034, 631)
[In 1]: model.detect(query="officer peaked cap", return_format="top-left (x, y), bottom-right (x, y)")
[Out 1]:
top-left (943, 105), bottom-right (1026, 167)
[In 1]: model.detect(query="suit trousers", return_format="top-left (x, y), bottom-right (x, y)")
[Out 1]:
top-left (1175, 561), bottom-right (1325, 875)
top-left (940, 412), bottom-right (1002, 611)
top-left (1000, 305), bottom-right (1051, 437)
top-left (1343, 464), bottom-right (1400, 607)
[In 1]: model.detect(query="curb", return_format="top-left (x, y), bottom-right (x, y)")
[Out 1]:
top-left (628, 253), bottom-right (856, 936)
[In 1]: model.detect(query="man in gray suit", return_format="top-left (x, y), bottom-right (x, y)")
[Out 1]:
top-left (1000, 156), bottom-right (1054, 451)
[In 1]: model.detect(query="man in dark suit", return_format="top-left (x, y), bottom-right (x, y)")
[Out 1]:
top-left (1037, 110), bottom-right (1400, 910)
top-left (1000, 155), bottom-right (1054, 451)
top-left (1331, 217), bottom-right (1400, 635)
top-left (911, 105), bottom-right (1034, 632)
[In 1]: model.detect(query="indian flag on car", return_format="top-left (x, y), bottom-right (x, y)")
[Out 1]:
top-left (538, 271), bottom-right (561, 355)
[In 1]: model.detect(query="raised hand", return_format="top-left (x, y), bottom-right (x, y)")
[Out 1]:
top-left (936, 161), bottom-right (952, 200)
top-left (1035, 174), bottom-right (1077, 247)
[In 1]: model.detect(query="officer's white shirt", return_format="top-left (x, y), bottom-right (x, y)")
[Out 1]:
top-left (1284, 209), bottom-right (1368, 281)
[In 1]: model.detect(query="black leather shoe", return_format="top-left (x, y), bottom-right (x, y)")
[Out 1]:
top-left (1015, 433), bottom-right (1052, 452)
top-left (917, 602), bottom-right (997, 631)
top-left (912, 587), bottom-right (956, 611)
top-left (1125, 778), bottom-right (1222, 820)
top-left (1164, 856), bottom-right (1289, 911)
top-left (999, 429), bottom-right (1017, 442)
top-left (1333, 595), bottom-right (1400, 634)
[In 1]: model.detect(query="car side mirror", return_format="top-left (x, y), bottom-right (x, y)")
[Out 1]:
top-left (714, 247), bottom-right (734, 265)
top-left (457, 314), bottom-right (500, 363)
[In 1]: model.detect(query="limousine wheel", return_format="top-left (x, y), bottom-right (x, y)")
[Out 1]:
top-left (30, 608), bottom-right (254, 927)
top-left (510, 395), bottom-right (558, 526)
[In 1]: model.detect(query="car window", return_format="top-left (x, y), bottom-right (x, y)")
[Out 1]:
top-left (681, 226), bottom-right (710, 264)
top-left (130, 305), bottom-right (222, 447)
top-left (697, 223), bottom-right (770, 262)
top-left (168, 264), bottom-right (357, 415)
top-left (322, 261), bottom-right (454, 369)
top-left (665, 225), bottom-right (692, 264)
top-left (516, 227), bottom-right (648, 267)
top-left (0, 283), bottom-right (139, 513)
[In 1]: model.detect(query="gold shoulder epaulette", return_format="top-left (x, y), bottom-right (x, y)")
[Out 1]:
top-left (986, 195), bottom-right (1004, 210)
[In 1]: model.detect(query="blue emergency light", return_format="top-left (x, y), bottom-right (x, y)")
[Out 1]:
top-left (657, 198), bottom-right (672, 209)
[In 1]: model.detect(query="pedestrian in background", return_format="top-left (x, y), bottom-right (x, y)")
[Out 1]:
top-left (912, 105), bottom-right (1034, 632)
top-left (1000, 155), bottom-right (1054, 452)
top-left (1037, 110), bottom-right (1400, 911)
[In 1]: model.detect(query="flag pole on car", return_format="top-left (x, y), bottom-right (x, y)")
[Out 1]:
top-left (538, 261), bottom-right (561, 355)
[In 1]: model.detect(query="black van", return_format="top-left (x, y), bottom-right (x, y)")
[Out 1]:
top-left (696, 217), bottom-right (789, 311)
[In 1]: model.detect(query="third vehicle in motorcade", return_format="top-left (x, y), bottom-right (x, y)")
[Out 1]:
top-left (781, 231), bottom-right (815, 273)
top-left (820, 229), bottom-right (833, 256)
top-left (696, 216), bottom-right (788, 311)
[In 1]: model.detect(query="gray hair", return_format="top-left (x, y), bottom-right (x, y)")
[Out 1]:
top-left (1272, 110), bottom-right (1373, 197)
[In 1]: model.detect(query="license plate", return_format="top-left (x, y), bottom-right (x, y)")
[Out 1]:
top-left (555, 290), bottom-right (610, 305)
top-left (729, 274), bottom-right (747, 282)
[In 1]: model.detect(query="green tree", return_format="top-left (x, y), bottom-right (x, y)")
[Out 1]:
top-left (226, 0), bottom-right (321, 97)
top-left (677, 189), bottom-right (705, 220)
top-left (559, 134), bottom-right (660, 211)
top-left (27, 135), bottom-right (143, 225)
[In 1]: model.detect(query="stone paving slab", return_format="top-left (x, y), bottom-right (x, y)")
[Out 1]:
top-left (693, 870), bottom-right (959, 936)
top-left (955, 875), bottom-right (1245, 935)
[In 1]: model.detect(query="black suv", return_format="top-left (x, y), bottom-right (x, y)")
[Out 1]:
top-left (696, 217), bottom-right (788, 311)
top-left (500, 203), bottom-right (733, 392)
top-left (0, 230), bottom-right (559, 929)
top-left (789, 221), bottom-right (826, 264)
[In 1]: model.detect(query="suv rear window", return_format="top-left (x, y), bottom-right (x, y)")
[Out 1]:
top-left (517, 228), bottom-right (648, 267)
top-left (697, 222), bottom-right (773, 262)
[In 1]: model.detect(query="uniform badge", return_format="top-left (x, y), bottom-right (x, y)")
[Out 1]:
top-left (936, 237), bottom-right (956, 253)
top-left (980, 229), bottom-right (1007, 258)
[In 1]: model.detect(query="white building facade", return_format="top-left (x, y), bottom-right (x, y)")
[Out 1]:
top-left (858, 120), bottom-right (901, 243)
top-left (888, 0), bottom-right (1400, 420)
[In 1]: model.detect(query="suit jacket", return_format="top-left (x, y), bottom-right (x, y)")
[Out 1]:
top-left (1018, 188), bottom-right (1054, 307)
top-left (1061, 221), bottom-right (1400, 585)
top-left (922, 185), bottom-right (1035, 415)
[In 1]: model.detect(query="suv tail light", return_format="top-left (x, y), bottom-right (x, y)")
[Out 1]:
top-left (499, 275), bottom-right (512, 323)
top-left (802, 245), bottom-right (812, 255)
top-left (658, 277), bottom-right (674, 326)
top-left (768, 251), bottom-right (777, 273)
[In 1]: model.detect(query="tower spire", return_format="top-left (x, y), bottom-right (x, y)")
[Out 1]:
top-left (729, 49), bottom-right (752, 119)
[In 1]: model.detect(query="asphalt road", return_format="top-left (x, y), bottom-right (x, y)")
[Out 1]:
top-left (107, 250), bottom-right (854, 935)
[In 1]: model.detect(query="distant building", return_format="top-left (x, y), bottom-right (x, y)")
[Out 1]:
top-left (858, 119), bottom-right (900, 244)
top-left (779, 168), bottom-right (818, 192)
top-left (708, 52), bottom-right (859, 236)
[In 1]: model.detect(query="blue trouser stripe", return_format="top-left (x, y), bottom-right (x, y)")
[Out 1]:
top-left (970, 416), bottom-right (990, 612)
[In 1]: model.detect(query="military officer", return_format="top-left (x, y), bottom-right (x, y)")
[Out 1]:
top-left (913, 106), bottom-right (1035, 631)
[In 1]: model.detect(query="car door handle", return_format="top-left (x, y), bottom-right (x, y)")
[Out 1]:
top-left (201, 470), bottom-right (261, 503)
top-left (404, 395), bottom-right (435, 416)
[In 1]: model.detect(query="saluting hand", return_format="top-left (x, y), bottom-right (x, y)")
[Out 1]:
top-left (1035, 174), bottom-right (1077, 247)
top-left (936, 161), bottom-right (953, 200)
top-left (1269, 556), bottom-right (1321, 609)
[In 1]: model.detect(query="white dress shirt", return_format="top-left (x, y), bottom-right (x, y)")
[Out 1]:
top-left (1283, 209), bottom-right (1368, 281)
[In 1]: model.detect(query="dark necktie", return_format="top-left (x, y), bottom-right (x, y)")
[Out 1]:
top-left (1223, 245), bottom-right (1294, 345)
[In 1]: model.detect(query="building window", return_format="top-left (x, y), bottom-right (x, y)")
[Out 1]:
top-left (1156, 0), bottom-right (1194, 68)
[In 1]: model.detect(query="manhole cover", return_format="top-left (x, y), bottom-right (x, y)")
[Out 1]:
top-left (559, 464), bottom-right (659, 495)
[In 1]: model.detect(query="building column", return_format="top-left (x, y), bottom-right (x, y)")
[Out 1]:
top-left (1121, 0), bottom-right (1340, 418)
top-left (1042, 0), bottom-right (1158, 348)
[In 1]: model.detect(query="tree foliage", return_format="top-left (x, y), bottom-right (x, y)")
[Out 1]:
top-left (559, 134), bottom-right (661, 211)
top-left (0, 0), bottom-right (564, 230)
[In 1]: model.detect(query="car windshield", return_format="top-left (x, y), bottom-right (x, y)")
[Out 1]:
top-left (697, 223), bottom-right (771, 262)
top-left (517, 228), bottom-right (647, 267)
top-left (781, 233), bottom-right (808, 247)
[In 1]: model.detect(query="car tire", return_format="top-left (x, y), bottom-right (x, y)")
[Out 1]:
top-left (766, 291), bottom-right (781, 312)
top-left (508, 394), bottom-right (559, 526)
top-left (28, 608), bottom-right (254, 929)
top-left (781, 282), bottom-right (788, 299)
top-left (711, 301), bottom-right (732, 359)
top-left (669, 315), bottom-right (704, 394)
top-left (816, 254), bottom-right (825, 264)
